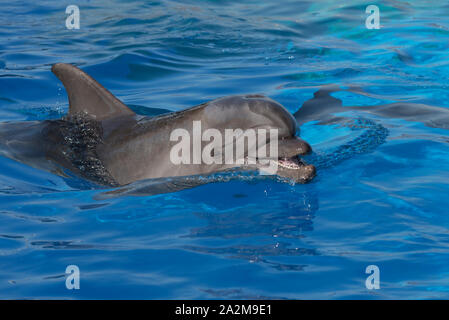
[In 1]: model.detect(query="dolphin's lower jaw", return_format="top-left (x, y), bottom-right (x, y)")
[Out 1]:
top-left (247, 155), bottom-right (315, 183)
top-left (274, 157), bottom-right (316, 183)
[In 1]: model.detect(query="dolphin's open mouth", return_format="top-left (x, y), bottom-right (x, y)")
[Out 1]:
top-left (244, 136), bottom-right (316, 183)
top-left (276, 156), bottom-right (305, 170)
top-left (273, 137), bottom-right (316, 183)
top-left (275, 155), bottom-right (316, 183)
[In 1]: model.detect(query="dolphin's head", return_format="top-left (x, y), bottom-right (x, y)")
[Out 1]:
top-left (202, 95), bottom-right (316, 183)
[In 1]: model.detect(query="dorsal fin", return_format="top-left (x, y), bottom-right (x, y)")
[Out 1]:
top-left (52, 63), bottom-right (135, 121)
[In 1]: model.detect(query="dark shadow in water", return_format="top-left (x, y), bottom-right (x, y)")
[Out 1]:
top-left (30, 240), bottom-right (96, 249)
top-left (0, 210), bottom-right (60, 223)
top-left (201, 288), bottom-right (288, 300)
top-left (186, 243), bottom-right (316, 272)
top-left (0, 234), bottom-right (24, 239)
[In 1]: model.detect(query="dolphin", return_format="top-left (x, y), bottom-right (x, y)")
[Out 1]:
top-left (0, 63), bottom-right (315, 193)
top-left (294, 85), bottom-right (449, 130)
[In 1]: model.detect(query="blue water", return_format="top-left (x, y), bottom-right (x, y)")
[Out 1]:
top-left (1, 0), bottom-right (449, 299)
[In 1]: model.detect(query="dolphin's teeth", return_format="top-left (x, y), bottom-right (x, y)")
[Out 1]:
top-left (276, 157), bottom-right (303, 170)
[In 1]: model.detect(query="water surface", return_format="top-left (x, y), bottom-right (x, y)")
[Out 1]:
top-left (0, 0), bottom-right (448, 299)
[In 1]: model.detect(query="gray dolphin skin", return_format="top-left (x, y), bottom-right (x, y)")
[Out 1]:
top-left (0, 63), bottom-right (316, 192)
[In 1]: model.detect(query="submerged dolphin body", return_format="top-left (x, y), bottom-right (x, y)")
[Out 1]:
top-left (294, 85), bottom-right (449, 130)
top-left (0, 63), bottom-right (315, 194)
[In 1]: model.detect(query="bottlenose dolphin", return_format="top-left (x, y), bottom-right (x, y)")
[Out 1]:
top-left (0, 63), bottom-right (315, 193)
top-left (294, 85), bottom-right (449, 130)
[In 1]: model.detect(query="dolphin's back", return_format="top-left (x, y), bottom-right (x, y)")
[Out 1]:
top-left (43, 116), bottom-right (118, 185)
top-left (0, 118), bottom-right (118, 185)
top-left (0, 121), bottom-right (50, 168)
